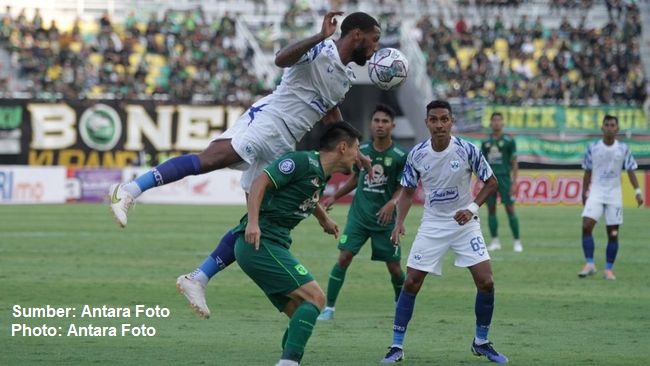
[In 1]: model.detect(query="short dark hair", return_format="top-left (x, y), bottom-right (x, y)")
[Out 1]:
top-left (341, 12), bottom-right (380, 37)
top-left (426, 100), bottom-right (452, 115)
top-left (490, 112), bottom-right (503, 119)
top-left (603, 114), bottom-right (619, 125)
top-left (319, 121), bottom-right (362, 151)
top-left (372, 103), bottom-right (395, 121)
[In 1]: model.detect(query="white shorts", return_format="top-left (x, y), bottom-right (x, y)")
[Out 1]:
top-left (406, 223), bottom-right (490, 276)
top-left (215, 106), bottom-right (296, 192)
top-left (582, 198), bottom-right (623, 225)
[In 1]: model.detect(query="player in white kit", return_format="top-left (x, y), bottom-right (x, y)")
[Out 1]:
top-left (578, 115), bottom-right (643, 280)
top-left (108, 11), bottom-right (381, 320)
top-left (110, 11), bottom-right (381, 227)
top-left (381, 100), bottom-right (508, 364)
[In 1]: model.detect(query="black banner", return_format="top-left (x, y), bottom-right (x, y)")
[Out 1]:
top-left (0, 100), bottom-right (244, 167)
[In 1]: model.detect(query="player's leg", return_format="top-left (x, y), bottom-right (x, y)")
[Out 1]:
top-left (235, 237), bottom-right (320, 365)
top-left (467, 260), bottom-right (508, 364)
top-left (176, 228), bottom-right (239, 318)
top-left (385, 260), bottom-right (405, 302)
top-left (603, 204), bottom-right (623, 280)
top-left (504, 203), bottom-right (522, 252)
top-left (604, 225), bottom-right (619, 280)
top-left (281, 281), bottom-right (326, 364)
top-left (110, 138), bottom-right (245, 227)
top-left (369, 228), bottom-right (405, 302)
top-left (381, 267), bottom-right (427, 363)
top-left (318, 223), bottom-right (369, 320)
top-left (579, 199), bottom-right (602, 277)
top-left (486, 193), bottom-right (500, 250)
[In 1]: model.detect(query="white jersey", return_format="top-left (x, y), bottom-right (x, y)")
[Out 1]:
top-left (582, 139), bottom-right (637, 204)
top-left (401, 136), bottom-right (494, 231)
top-left (252, 39), bottom-right (355, 143)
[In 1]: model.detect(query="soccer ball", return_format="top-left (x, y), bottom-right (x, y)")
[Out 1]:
top-left (367, 48), bottom-right (409, 90)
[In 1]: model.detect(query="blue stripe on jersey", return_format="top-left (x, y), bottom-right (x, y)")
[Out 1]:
top-left (622, 143), bottom-right (638, 170)
top-left (247, 103), bottom-right (268, 126)
top-left (582, 142), bottom-right (594, 170)
top-left (309, 99), bottom-right (328, 113)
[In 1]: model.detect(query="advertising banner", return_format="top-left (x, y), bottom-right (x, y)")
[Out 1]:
top-left (325, 170), bottom-right (647, 208)
top-left (123, 168), bottom-right (245, 205)
top-left (0, 166), bottom-right (66, 204)
top-left (66, 168), bottom-right (123, 202)
top-left (0, 100), bottom-right (244, 168)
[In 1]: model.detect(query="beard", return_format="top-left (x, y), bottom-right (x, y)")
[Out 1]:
top-left (351, 46), bottom-right (369, 66)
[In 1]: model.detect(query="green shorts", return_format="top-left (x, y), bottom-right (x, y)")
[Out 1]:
top-left (235, 237), bottom-right (314, 312)
top-left (487, 174), bottom-right (515, 206)
top-left (337, 220), bottom-right (401, 262)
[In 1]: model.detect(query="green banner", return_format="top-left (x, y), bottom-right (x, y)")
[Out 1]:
top-left (481, 105), bottom-right (649, 132)
top-left (462, 135), bottom-right (650, 165)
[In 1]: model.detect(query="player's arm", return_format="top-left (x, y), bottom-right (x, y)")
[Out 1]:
top-left (391, 186), bottom-right (415, 245)
top-left (245, 173), bottom-right (274, 250)
top-left (377, 186), bottom-right (403, 226)
top-left (274, 11), bottom-right (343, 67)
top-left (582, 170), bottom-right (591, 206)
top-left (321, 172), bottom-right (358, 209)
top-left (321, 107), bottom-right (343, 124)
top-left (313, 203), bottom-right (340, 238)
top-left (454, 175), bottom-right (498, 225)
top-left (626, 170), bottom-right (644, 207)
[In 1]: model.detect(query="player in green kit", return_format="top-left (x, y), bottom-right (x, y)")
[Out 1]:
top-left (234, 122), bottom-right (361, 366)
top-left (481, 112), bottom-right (523, 252)
top-left (317, 104), bottom-right (408, 321)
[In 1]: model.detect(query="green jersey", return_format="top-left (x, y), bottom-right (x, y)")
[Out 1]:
top-left (481, 134), bottom-right (516, 176)
top-left (349, 141), bottom-right (407, 230)
top-left (235, 150), bottom-right (326, 248)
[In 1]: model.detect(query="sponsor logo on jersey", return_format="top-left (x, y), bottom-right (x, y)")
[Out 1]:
top-left (384, 157), bottom-right (393, 167)
top-left (428, 186), bottom-right (459, 204)
top-left (278, 159), bottom-right (295, 174)
top-left (294, 264), bottom-right (309, 275)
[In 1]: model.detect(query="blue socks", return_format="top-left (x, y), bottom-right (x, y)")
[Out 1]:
top-left (582, 235), bottom-right (595, 263)
top-left (475, 291), bottom-right (494, 342)
top-left (190, 230), bottom-right (238, 286)
top-left (392, 290), bottom-right (416, 346)
top-left (606, 240), bottom-right (618, 270)
top-left (133, 154), bottom-right (202, 194)
top-left (199, 230), bottom-right (238, 278)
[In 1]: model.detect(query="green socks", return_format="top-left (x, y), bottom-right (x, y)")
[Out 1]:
top-left (507, 213), bottom-right (520, 239)
top-left (281, 301), bottom-right (320, 362)
top-left (488, 214), bottom-right (498, 238)
top-left (326, 263), bottom-right (347, 307)
top-left (391, 270), bottom-right (405, 302)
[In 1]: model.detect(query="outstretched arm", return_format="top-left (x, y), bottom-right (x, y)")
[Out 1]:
top-left (274, 11), bottom-right (343, 68)
top-left (627, 170), bottom-right (643, 207)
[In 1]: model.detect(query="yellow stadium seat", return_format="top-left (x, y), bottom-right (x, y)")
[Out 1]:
top-left (69, 41), bottom-right (82, 53)
top-left (132, 42), bottom-right (145, 54)
top-left (447, 58), bottom-right (457, 69)
top-left (185, 65), bottom-right (197, 77)
top-left (567, 69), bottom-right (580, 83)
top-left (457, 47), bottom-right (475, 70)
top-left (525, 59), bottom-right (538, 76)
top-left (533, 38), bottom-right (545, 51)
top-left (89, 53), bottom-right (103, 66)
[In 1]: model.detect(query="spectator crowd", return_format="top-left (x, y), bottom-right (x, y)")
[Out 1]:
top-left (0, 2), bottom-right (647, 107)
top-left (414, 1), bottom-right (645, 105)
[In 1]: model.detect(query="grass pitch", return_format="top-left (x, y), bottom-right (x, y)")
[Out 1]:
top-left (1, 203), bottom-right (648, 365)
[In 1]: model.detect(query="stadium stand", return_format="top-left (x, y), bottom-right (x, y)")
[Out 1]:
top-left (0, 1), bottom-right (646, 109)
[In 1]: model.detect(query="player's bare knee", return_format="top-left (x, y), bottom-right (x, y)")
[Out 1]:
top-left (404, 276), bottom-right (424, 293)
top-left (337, 251), bottom-right (354, 268)
top-left (310, 289), bottom-right (326, 310)
top-left (475, 276), bottom-right (494, 292)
